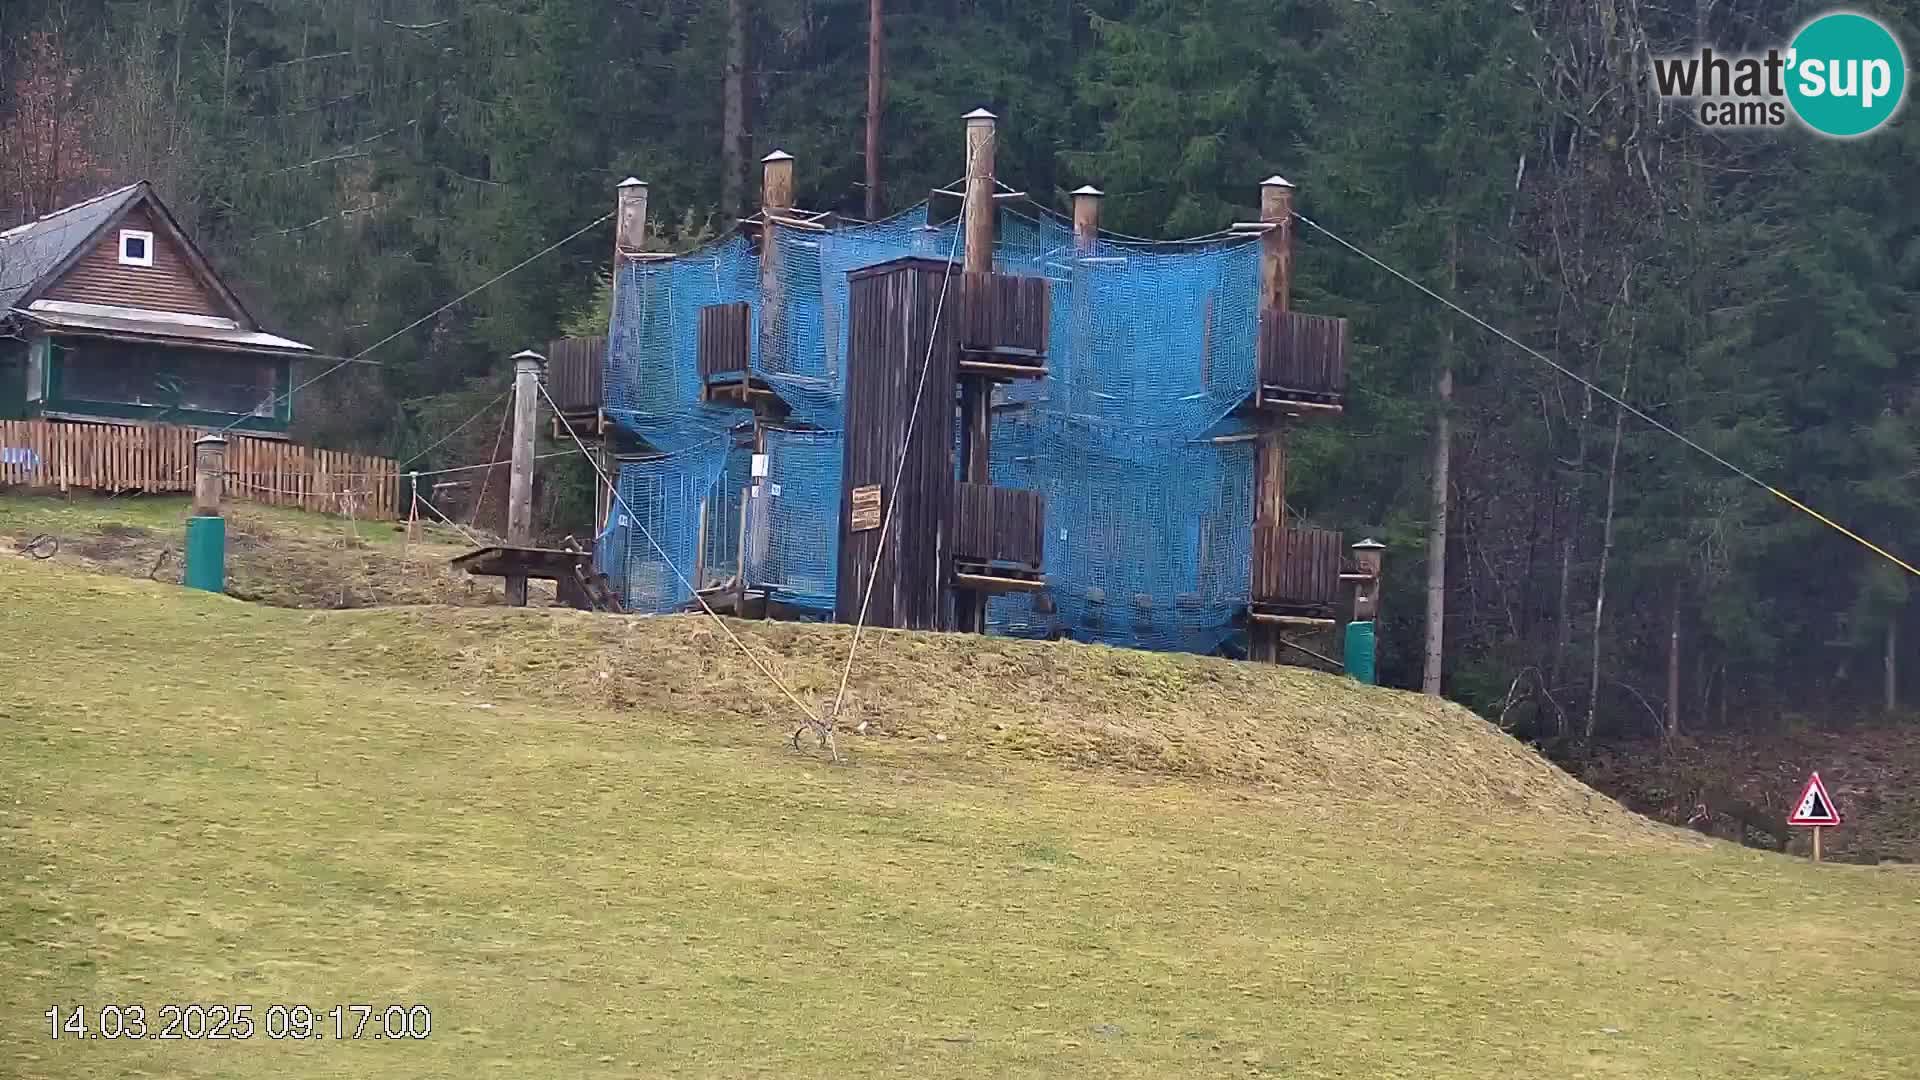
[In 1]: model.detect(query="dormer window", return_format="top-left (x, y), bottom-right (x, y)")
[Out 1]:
top-left (118, 229), bottom-right (154, 267)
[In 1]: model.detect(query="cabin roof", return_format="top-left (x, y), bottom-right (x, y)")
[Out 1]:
top-left (0, 181), bottom-right (313, 354)
top-left (19, 299), bottom-right (314, 355)
top-left (0, 183), bottom-right (145, 312)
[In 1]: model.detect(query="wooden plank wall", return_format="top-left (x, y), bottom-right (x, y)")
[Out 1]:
top-left (959, 271), bottom-right (1051, 357)
top-left (0, 419), bottom-right (399, 519)
top-left (1258, 310), bottom-right (1349, 397)
top-left (40, 205), bottom-right (229, 318)
top-left (544, 334), bottom-right (606, 416)
top-left (952, 481), bottom-right (1045, 569)
top-left (1250, 523), bottom-right (1343, 609)
top-left (836, 258), bottom-right (959, 630)
top-left (697, 302), bottom-right (752, 383)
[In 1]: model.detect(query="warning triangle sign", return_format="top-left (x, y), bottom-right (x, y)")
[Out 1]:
top-left (1787, 771), bottom-right (1841, 827)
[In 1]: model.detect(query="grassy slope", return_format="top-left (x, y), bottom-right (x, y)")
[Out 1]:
top-left (0, 494), bottom-right (543, 608)
top-left (5, 562), bottom-right (1920, 1078)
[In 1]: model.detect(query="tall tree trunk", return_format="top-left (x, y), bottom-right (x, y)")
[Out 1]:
top-left (864, 0), bottom-right (884, 220)
top-left (222, 0), bottom-right (235, 125)
top-left (1666, 593), bottom-right (1681, 739)
top-left (1423, 226), bottom-right (1457, 696)
top-left (1550, 377), bottom-right (1593, 726)
top-left (722, 0), bottom-right (748, 216)
top-left (1585, 356), bottom-right (1634, 741)
top-left (1888, 619), bottom-right (1899, 713)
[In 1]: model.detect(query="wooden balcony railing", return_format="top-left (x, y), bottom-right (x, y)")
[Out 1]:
top-left (952, 481), bottom-right (1045, 570)
top-left (1256, 310), bottom-right (1348, 408)
top-left (959, 272), bottom-right (1050, 375)
top-left (1250, 523), bottom-right (1343, 611)
top-left (697, 302), bottom-right (752, 383)
top-left (544, 335), bottom-right (605, 417)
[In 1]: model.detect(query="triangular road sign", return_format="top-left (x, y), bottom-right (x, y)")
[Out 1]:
top-left (1787, 771), bottom-right (1841, 827)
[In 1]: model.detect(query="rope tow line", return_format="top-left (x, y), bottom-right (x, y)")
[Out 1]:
top-left (1294, 210), bottom-right (1920, 580)
top-left (824, 141), bottom-right (976, 747)
top-left (205, 211), bottom-right (615, 442)
top-left (400, 386), bottom-right (512, 468)
top-left (540, 380), bottom-right (832, 749)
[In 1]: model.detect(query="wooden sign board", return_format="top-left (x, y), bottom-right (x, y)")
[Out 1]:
top-left (849, 484), bottom-right (882, 532)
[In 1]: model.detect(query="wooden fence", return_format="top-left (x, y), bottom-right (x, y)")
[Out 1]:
top-left (1250, 522), bottom-right (1343, 610)
top-left (697, 302), bottom-right (753, 384)
top-left (959, 271), bottom-right (1051, 360)
top-left (0, 419), bottom-right (400, 519)
top-left (952, 481), bottom-right (1046, 569)
top-left (1258, 310), bottom-right (1349, 400)
top-left (544, 334), bottom-right (606, 417)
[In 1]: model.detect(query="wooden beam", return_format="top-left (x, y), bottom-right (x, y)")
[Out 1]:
top-left (958, 360), bottom-right (1049, 379)
top-left (954, 570), bottom-right (1048, 593)
top-left (1247, 612), bottom-right (1336, 627)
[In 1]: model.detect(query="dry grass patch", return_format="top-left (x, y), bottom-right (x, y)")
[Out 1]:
top-left (6, 558), bottom-right (1920, 1079)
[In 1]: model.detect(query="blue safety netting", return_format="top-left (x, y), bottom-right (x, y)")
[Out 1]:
top-left (748, 427), bottom-right (843, 613)
top-left (598, 200), bottom-right (1267, 652)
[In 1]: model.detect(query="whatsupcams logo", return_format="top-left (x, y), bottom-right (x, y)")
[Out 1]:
top-left (1651, 10), bottom-right (1908, 136)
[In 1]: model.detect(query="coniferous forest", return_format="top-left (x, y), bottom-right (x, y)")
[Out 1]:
top-left (3, 0), bottom-right (1915, 742)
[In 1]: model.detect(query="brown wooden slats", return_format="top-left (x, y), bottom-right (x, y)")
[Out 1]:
top-left (0, 419), bottom-right (398, 519)
top-left (40, 206), bottom-right (229, 318)
top-left (543, 335), bottom-right (606, 416)
top-left (1257, 310), bottom-right (1349, 398)
top-left (952, 481), bottom-right (1045, 569)
top-left (697, 302), bottom-right (753, 384)
top-left (836, 257), bottom-right (960, 630)
top-left (959, 271), bottom-right (1051, 360)
top-left (1250, 523), bottom-right (1343, 609)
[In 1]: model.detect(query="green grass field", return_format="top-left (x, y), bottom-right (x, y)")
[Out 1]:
top-left (5, 531), bottom-right (1920, 1077)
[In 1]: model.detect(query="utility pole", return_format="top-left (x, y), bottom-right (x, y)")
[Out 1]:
top-left (505, 348), bottom-right (547, 607)
top-left (865, 0), bottom-right (885, 220)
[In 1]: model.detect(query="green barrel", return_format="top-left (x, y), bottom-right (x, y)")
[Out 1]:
top-left (183, 515), bottom-right (227, 594)
top-left (1344, 620), bottom-right (1377, 685)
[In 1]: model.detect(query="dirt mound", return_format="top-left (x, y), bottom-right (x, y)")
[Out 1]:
top-left (338, 605), bottom-right (1655, 834)
top-left (0, 493), bottom-right (554, 608)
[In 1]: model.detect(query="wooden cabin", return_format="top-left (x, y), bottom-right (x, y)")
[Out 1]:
top-left (0, 182), bottom-right (313, 436)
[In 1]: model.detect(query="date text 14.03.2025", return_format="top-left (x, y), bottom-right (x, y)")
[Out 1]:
top-left (46, 1004), bottom-right (432, 1041)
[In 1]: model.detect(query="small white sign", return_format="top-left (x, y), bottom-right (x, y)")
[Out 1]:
top-left (769, 483), bottom-right (782, 497)
top-left (751, 453), bottom-right (770, 478)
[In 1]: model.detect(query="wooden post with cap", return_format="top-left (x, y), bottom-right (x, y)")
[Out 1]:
top-left (600, 177), bottom-right (648, 542)
top-left (1250, 174), bottom-right (1296, 663)
top-left (1069, 184), bottom-right (1102, 414)
top-left (955, 108), bottom-right (999, 633)
top-left (760, 150), bottom-right (795, 380)
top-left (183, 434), bottom-right (228, 594)
top-left (505, 348), bottom-right (547, 607)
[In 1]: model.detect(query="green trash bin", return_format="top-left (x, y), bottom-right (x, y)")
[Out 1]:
top-left (183, 515), bottom-right (227, 594)
top-left (1344, 620), bottom-right (1377, 686)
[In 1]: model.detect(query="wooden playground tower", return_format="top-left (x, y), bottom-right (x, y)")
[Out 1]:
top-left (540, 110), bottom-right (1372, 663)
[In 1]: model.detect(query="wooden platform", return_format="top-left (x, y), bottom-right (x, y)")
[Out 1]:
top-left (953, 562), bottom-right (1047, 594)
top-left (958, 345), bottom-right (1049, 382)
top-left (1245, 600), bottom-right (1338, 623)
top-left (450, 545), bottom-right (625, 613)
top-left (701, 372), bottom-right (789, 412)
top-left (550, 409), bottom-right (608, 440)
